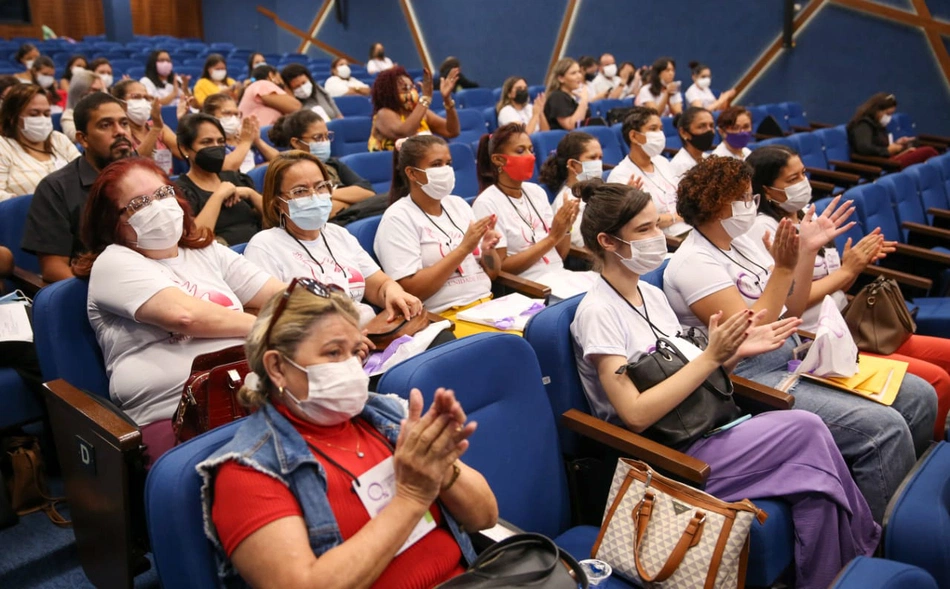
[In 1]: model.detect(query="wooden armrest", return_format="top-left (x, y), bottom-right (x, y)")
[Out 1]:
top-left (790, 125), bottom-right (812, 133)
top-left (562, 409), bottom-right (710, 485)
top-left (494, 272), bottom-right (551, 300)
top-left (730, 375), bottom-right (794, 412)
top-left (425, 311), bottom-right (455, 332)
top-left (926, 207), bottom-right (950, 220)
top-left (828, 159), bottom-right (883, 178)
top-left (916, 139), bottom-right (947, 150)
top-left (11, 266), bottom-right (46, 298)
top-left (43, 379), bottom-right (141, 446)
top-left (918, 133), bottom-right (950, 145)
top-left (753, 132), bottom-right (779, 140)
top-left (665, 234), bottom-right (683, 251)
top-left (797, 329), bottom-right (817, 340)
top-left (902, 221), bottom-right (950, 241)
top-left (805, 167), bottom-right (861, 186)
top-left (850, 154), bottom-right (901, 171)
top-left (894, 243), bottom-right (950, 265)
top-left (808, 121), bottom-right (834, 129)
top-left (568, 245), bottom-right (594, 264)
top-left (810, 179), bottom-right (837, 195)
top-left (862, 265), bottom-right (933, 292)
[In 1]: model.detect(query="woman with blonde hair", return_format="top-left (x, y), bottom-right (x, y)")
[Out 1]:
top-left (542, 58), bottom-right (590, 131)
top-left (495, 76), bottom-right (547, 133)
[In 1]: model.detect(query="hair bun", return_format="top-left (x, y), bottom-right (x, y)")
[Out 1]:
top-left (572, 178), bottom-right (604, 203)
top-left (688, 60), bottom-right (700, 69)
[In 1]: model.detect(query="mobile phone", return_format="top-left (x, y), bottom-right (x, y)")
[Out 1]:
top-left (669, 81), bottom-right (681, 92)
top-left (703, 414), bottom-right (752, 438)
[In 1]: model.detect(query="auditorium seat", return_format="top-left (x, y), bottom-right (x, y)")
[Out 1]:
top-left (161, 105), bottom-right (179, 132)
top-left (877, 171), bottom-right (948, 245)
top-left (451, 108), bottom-right (488, 147)
top-left (326, 115), bottom-right (372, 157)
top-left (333, 95), bottom-right (372, 117)
top-left (764, 103), bottom-right (791, 134)
top-left (480, 106), bottom-right (497, 132)
top-left (530, 130), bottom-right (567, 179)
top-left (830, 557), bottom-right (938, 589)
top-left (339, 151), bottom-right (393, 194)
top-left (786, 132), bottom-right (861, 191)
top-left (245, 164), bottom-right (268, 191)
top-left (345, 214), bottom-right (383, 264)
top-left (0, 193), bottom-right (43, 295)
top-left (455, 88), bottom-right (495, 109)
top-left (449, 142), bottom-right (479, 199)
top-left (813, 126), bottom-right (885, 179)
top-left (580, 125), bottom-right (623, 166)
top-left (589, 98), bottom-right (628, 120)
top-left (258, 125), bottom-right (276, 148)
top-left (662, 116), bottom-right (682, 151)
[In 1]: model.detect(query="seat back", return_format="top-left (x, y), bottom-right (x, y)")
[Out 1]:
top-left (662, 116), bottom-right (682, 151)
top-left (449, 142), bottom-right (479, 199)
top-left (480, 106), bottom-right (497, 132)
top-left (934, 154), bottom-right (950, 196)
top-left (327, 115), bottom-right (372, 157)
top-left (907, 163), bottom-right (950, 223)
top-left (745, 105), bottom-right (767, 131)
top-left (346, 214), bottom-right (383, 264)
top-left (889, 113), bottom-right (915, 140)
top-left (530, 130), bottom-right (568, 178)
top-left (752, 136), bottom-right (795, 150)
top-left (612, 122), bottom-right (629, 156)
top-left (455, 88), bottom-right (495, 110)
top-left (377, 333), bottom-right (572, 538)
top-left (814, 125), bottom-right (853, 164)
top-left (333, 95), bottom-right (372, 118)
top-left (32, 277), bottom-right (110, 398)
top-left (640, 257), bottom-right (670, 290)
top-left (245, 164), bottom-right (268, 191)
top-left (589, 98), bottom-right (626, 120)
top-left (0, 194), bottom-right (40, 274)
top-left (764, 104), bottom-right (791, 133)
top-left (847, 182), bottom-right (904, 243)
top-left (146, 420), bottom-right (245, 589)
top-left (339, 151), bottom-right (393, 194)
top-left (451, 109), bottom-right (488, 147)
top-left (830, 556), bottom-right (938, 589)
top-left (882, 441), bottom-right (950, 587)
top-left (581, 125), bottom-right (624, 167)
top-left (788, 132), bottom-right (829, 171)
top-left (877, 172), bottom-right (925, 242)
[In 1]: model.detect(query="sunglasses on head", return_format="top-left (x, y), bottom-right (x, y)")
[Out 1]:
top-left (264, 277), bottom-right (345, 347)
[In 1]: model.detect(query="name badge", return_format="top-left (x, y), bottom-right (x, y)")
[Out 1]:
top-left (824, 248), bottom-right (842, 274)
top-left (353, 456), bottom-right (436, 555)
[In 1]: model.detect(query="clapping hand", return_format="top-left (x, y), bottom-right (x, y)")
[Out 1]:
top-left (763, 217), bottom-right (800, 270)
top-left (734, 311), bottom-right (802, 359)
top-left (704, 309), bottom-right (753, 364)
top-left (440, 68), bottom-right (460, 100)
top-left (799, 196), bottom-right (856, 254)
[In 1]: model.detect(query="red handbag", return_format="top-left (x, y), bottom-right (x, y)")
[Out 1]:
top-left (172, 345), bottom-right (251, 444)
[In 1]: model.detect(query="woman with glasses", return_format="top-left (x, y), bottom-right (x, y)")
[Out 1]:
top-left (368, 66), bottom-right (460, 152)
top-left (663, 155), bottom-right (938, 523)
top-left (245, 151), bottom-right (421, 328)
top-left (196, 278), bottom-right (497, 588)
top-left (73, 157), bottom-right (284, 463)
top-left (175, 113), bottom-right (264, 246)
top-left (269, 110), bottom-right (375, 216)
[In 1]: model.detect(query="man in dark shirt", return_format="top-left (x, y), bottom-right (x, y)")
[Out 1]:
top-left (21, 92), bottom-right (134, 282)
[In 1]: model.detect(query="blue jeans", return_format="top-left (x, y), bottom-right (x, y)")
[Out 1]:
top-left (734, 339), bottom-right (937, 522)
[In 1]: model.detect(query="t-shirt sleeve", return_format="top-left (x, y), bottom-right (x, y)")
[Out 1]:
top-left (375, 209), bottom-right (423, 281)
top-left (215, 243), bottom-right (273, 304)
top-left (332, 160), bottom-right (373, 192)
top-left (253, 80), bottom-right (283, 99)
top-left (685, 86), bottom-right (700, 105)
top-left (139, 78), bottom-right (157, 97)
top-left (21, 176), bottom-right (73, 256)
top-left (668, 248), bottom-right (736, 306)
top-left (544, 92), bottom-right (576, 121)
top-left (175, 178), bottom-right (203, 215)
top-left (471, 194), bottom-right (506, 249)
top-left (635, 86), bottom-right (653, 106)
top-left (497, 106), bottom-right (518, 127)
top-left (53, 132), bottom-right (81, 162)
top-left (574, 303), bottom-right (629, 361)
top-left (212, 460), bottom-right (303, 558)
top-left (88, 248), bottom-right (180, 319)
top-left (243, 237), bottom-right (286, 282)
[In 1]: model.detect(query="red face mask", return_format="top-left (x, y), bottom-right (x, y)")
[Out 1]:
top-left (501, 153), bottom-right (536, 182)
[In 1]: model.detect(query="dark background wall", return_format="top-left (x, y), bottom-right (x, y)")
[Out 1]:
top-left (197, 0), bottom-right (950, 134)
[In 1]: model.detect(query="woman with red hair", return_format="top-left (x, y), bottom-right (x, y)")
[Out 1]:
top-left (73, 157), bottom-right (285, 462)
top-left (368, 66), bottom-right (460, 151)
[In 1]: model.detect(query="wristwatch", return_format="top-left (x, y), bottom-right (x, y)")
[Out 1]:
top-left (418, 95), bottom-right (431, 108)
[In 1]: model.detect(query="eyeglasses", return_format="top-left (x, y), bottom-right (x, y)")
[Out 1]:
top-left (264, 278), bottom-right (346, 347)
top-left (737, 193), bottom-right (761, 206)
top-left (304, 131), bottom-right (334, 143)
top-left (120, 185), bottom-right (176, 215)
top-left (282, 181), bottom-right (333, 199)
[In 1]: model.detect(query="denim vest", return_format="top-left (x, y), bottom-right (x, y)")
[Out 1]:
top-left (197, 394), bottom-right (477, 585)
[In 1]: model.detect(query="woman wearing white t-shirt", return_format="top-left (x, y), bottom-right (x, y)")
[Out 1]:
top-left (495, 76), bottom-right (547, 134)
top-left (748, 145), bottom-right (950, 441)
top-left (668, 106), bottom-right (715, 182)
top-left (635, 57), bottom-right (682, 117)
top-left (712, 106), bottom-right (753, 160)
top-left (375, 135), bottom-right (502, 337)
top-left (73, 157), bottom-right (285, 464)
top-left (607, 107), bottom-right (690, 236)
top-left (141, 50), bottom-right (189, 107)
top-left (569, 179), bottom-right (880, 588)
top-left (539, 131), bottom-right (602, 248)
top-left (325, 58), bottom-right (370, 98)
top-left (367, 43), bottom-right (394, 75)
top-left (245, 151), bottom-right (421, 328)
top-left (664, 155), bottom-right (938, 521)
top-left (684, 62), bottom-right (735, 111)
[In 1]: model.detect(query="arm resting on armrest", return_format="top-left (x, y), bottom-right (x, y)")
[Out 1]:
top-left (730, 375), bottom-right (794, 413)
top-left (561, 408), bottom-right (710, 485)
top-left (11, 266), bottom-right (46, 297)
top-left (493, 272), bottom-right (551, 300)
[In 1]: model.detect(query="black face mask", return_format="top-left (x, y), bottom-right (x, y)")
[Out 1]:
top-left (194, 145), bottom-right (226, 174)
top-left (375, 51), bottom-right (385, 59)
top-left (584, 72), bottom-right (596, 82)
top-left (686, 130), bottom-right (715, 152)
top-left (513, 89), bottom-right (529, 105)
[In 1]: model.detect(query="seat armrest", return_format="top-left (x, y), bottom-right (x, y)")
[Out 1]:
top-left (808, 121), bottom-right (834, 129)
top-left (730, 375), bottom-right (794, 412)
top-left (893, 243), bottom-right (950, 266)
top-left (796, 330), bottom-right (816, 341)
top-left (470, 519), bottom-right (523, 552)
top-left (850, 154), bottom-right (901, 171)
top-left (11, 266), bottom-right (46, 298)
top-left (916, 139), bottom-right (947, 150)
top-left (902, 221), bottom-right (950, 241)
top-left (493, 272), bottom-right (551, 300)
top-left (828, 159), bottom-right (883, 178)
top-left (43, 379), bottom-right (140, 445)
top-left (926, 207), bottom-right (950, 221)
top-left (805, 167), bottom-right (861, 186)
top-left (917, 133), bottom-right (950, 145)
top-left (665, 234), bottom-right (684, 251)
top-left (862, 265), bottom-right (933, 294)
top-left (791, 125), bottom-right (812, 133)
top-left (810, 179), bottom-right (837, 196)
top-left (568, 246), bottom-right (594, 264)
top-left (426, 311), bottom-right (454, 332)
top-left (562, 409), bottom-right (710, 485)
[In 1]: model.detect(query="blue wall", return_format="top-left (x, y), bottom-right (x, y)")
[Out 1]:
top-left (201, 0), bottom-right (950, 134)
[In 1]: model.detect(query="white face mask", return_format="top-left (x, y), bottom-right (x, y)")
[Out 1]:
top-left (696, 76), bottom-right (712, 90)
top-left (282, 356), bottom-right (369, 426)
top-left (23, 59), bottom-right (34, 70)
top-left (293, 81), bottom-right (313, 99)
top-left (72, 66), bottom-right (86, 77)
top-left (879, 113), bottom-right (892, 127)
top-left (721, 200), bottom-right (757, 239)
top-left (36, 74), bottom-right (55, 89)
top-left (21, 116), bottom-right (53, 143)
top-left (775, 179), bottom-right (812, 213)
top-left (219, 115), bottom-right (241, 137)
top-left (336, 64), bottom-right (351, 79)
top-left (575, 159), bottom-right (603, 182)
top-left (639, 130), bottom-right (666, 158)
top-left (211, 69), bottom-right (227, 82)
top-left (127, 197), bottom-right (184, 250)
top-left (612, 233), bottom-right (667, 275)
top-left (414, 165), bottom-right (456, 200)
top-left (99, 73), bottom-right (114, 87)
top-left (603, 64), bottom-right (618, 78)
top-left (126, 98), bottom-right (152, 126)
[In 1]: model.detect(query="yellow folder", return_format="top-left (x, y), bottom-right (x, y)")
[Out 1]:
top-left (799, 355), bottom-right (907, 406)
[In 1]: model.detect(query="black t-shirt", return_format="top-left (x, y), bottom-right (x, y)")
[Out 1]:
top-left (544, 90), bottom-right (589, 131)
top-left (21, 156), bottom-right (98, 260)
top-left (176, 171), bottom-right (261, 246)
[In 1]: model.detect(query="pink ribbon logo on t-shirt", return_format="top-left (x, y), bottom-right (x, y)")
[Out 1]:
top-left (173, 279), bottom-right (240, 311)
top-left (520, 225), bottom-right (549, 264)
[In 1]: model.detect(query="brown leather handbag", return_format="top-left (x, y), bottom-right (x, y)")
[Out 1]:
top-left (172, 345), bottom-right (251, 444)
top-left (364, 310), bottom-right (433, 349)
top-left (842, 277), bottom-right (916, 355)
top-left (3, 436), bottom-right (70, 527)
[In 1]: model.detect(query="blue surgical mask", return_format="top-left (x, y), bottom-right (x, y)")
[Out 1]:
top-left (284, 194), bottom-right (332, 230)
top-left (308, 140), bottom-right (332, 162)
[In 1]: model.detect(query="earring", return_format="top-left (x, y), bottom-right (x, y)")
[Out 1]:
top-left (278, 385), bottom-right (285, 396)
top-left (497, 166), bottom-right (503, 175)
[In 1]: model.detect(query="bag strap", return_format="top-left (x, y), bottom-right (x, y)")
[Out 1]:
top-left (601, 277), bottom-right (669, 342)
top-left (469, 533), bottom-right (561, 586)
top-left (632, 493), bottom-right (706, 583)
top-left (9, 444), bottom-right (71, 527)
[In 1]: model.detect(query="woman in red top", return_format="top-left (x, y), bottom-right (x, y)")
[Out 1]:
top-left (203, 279), bottom-right (498, 588)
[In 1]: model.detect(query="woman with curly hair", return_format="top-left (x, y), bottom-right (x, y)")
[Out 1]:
top-left (368, 66), bottom-right (460, 152)
top-left (663, 155), bottom-right (938, 523)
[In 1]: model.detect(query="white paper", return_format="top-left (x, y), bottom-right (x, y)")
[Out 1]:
top-left (537, 270), bottom-right (597, 302)
top-left (797, 295), bottom-right (858, 377)
top-left (0, 302), bottom-right (32, 342)
top-left (456, 293), bottom-right (545, 332)
top-left (479, 522), bottom-right (519, 543)
top-left (353, 457), bottom-right (436, 555)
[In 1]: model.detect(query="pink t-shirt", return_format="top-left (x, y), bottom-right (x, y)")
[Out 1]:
top-left (238, 80), bottom-right (287, 127)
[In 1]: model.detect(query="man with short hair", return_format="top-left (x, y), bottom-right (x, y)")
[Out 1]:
top-left (21, 92), bottom-right (134, 282)
top-left (591, 53), bottom-right (625, 100)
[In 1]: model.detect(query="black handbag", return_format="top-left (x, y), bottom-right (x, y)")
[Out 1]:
top-left (436, 533), bottom-right (588, 588)
top-left (603, 279), bottom-right (741, 450)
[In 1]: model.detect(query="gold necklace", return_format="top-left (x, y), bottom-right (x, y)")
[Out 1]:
top-left (307, 422), bottom-right (364, 458)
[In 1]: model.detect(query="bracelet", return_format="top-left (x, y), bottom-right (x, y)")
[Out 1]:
top-left (443, 97), bottom-right (456, 110)
top-left (418, 95), bottom-right (431, 108)
top-left (441, 462), bottom-right (461, 492)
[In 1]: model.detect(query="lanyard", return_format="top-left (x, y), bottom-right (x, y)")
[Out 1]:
top-left (600, 276), bottom-right (670, 341)
top-left (290, 231), bottom-right (349, 278)
top-left (629, 160), bottom-right (676, 206)
top-left (504, 189), bottom-right (549, 242)
top-left (411, 199), bottom-right (464, 248)
top-left (694, 230), bottom-right (770, 288)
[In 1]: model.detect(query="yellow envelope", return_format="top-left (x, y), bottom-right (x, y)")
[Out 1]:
top-left (799, 355), bottom-right (907, 406)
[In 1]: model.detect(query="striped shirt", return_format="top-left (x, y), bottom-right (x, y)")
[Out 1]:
top-left (0, 133), bottom-right (81, 201)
